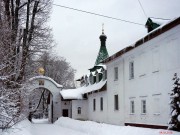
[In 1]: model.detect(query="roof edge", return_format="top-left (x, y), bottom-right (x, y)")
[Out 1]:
top-left (103, 17), bottom-right (180, 63)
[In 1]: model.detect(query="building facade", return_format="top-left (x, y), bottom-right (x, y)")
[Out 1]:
top-left (60, 17), bottom-right (180, 129)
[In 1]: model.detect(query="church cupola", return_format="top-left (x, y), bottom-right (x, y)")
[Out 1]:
top-left (99, 27), bottom-right (107, 46)
top-left (95, 24), bottom-right (109, 65)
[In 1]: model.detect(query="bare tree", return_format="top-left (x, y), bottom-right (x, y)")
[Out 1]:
top-left (0, 0), bottom-right (54, 128)
top-left (39, 52), bottom-right (76, 88)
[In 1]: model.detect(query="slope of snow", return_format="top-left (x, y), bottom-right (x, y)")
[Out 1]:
top-left (55, 117), bottom-right (180, 135)
top-left (2, 119), bottom-right (32, 135)
top-left (32, 118), bottom-right (49, 124)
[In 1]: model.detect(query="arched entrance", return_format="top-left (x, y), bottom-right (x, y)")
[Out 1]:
top-left (28, 76), bottom-right (63, 123)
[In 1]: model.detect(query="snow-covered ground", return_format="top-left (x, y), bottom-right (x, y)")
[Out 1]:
top-left (31, 118), bottom-right (49, 124)
top-left (1, 117), bottom-right (179, 135)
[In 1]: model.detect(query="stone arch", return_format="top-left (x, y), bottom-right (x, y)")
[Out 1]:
top-left (28, 76), bottom-right (63, 123)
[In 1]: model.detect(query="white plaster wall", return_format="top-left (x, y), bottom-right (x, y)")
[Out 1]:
top-left (88, 91), bottom-right (108, 123)
top-left (53, 93), bottom-right (62, 122)
top-left (72, 100), bottom-right (88, 120)
top-left (123, 25), bottom-right (180, 126)
top-left (48, 94), bottom-right (53, 122)
top-left (106, 58), bottom-right (125, 125)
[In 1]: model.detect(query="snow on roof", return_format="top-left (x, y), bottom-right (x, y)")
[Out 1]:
top-left (29, 76), bottom-right (63, 88)
top-left (96, 69), bottom-right (103, 73)
top-left (97, 64), bottom-right (106, 70)
top-left (150, 18), bottom-right (168, 25)
top-left (60, 80), bottom-right (106, 99)
top-left (103, 17), bottom-right (180, 63)
top-left (144, 17), bottom-right (179, 35)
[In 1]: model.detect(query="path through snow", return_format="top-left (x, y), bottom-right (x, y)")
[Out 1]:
top-left (31, 123), bottom-right (87, 135)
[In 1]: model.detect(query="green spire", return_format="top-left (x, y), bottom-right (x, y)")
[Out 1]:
top-left (95, 25), bottom-right (109, 65)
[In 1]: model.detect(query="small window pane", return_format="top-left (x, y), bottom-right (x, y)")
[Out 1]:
top-left (114, 67), bottom-right (118, 80)
top-left (100, 97), bottom-right (103, 111)
top-left (141, 100), bottom-right (146, 114)
top-left (93, 99), bottom-right (96, 111)
top-left (77, 107), bottom-right (81, 114)
top-left (114, 95), bottom-right (119, 110)
top-left (129, 61), bottom-right (134, 79)
top-left (130, 101), bottom-right (135, 113)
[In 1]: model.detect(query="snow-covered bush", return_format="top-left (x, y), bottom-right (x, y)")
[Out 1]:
top-left (168, 73), bottom-right (180, 131)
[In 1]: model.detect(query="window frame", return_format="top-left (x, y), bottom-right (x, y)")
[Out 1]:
top-left (103, 70), bottom-right (107, 80)
top-left (114, 67), bottom-right (118, 81)
top-left (100, 97), bottom-right (103, 111)
top-left (130, 100), bottom-right (135, 114)
top-left (77, 107), bottom-right (81, 114)
top-left (96, 73), bottom-right (99, 83)
top-left (141, 100), bottom-right (146, 114)
top-left (114, 94), bottom-right (119, 110)
top-left (93, 99), bottom-right (96, 111)
top-left (129, 61), bottom-right (134, 79)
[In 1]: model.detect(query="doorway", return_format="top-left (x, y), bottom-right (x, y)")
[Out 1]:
top-left (62, 109), bottom-right (68, 117)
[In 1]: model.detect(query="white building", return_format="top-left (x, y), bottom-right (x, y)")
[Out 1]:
top-left (60, 17), bottom-right (180, 129)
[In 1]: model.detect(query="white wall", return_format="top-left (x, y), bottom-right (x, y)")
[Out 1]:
top-left (87, 91), bottom-right (108, 123)
top-left (106, 58), bottom-right (125, 125)
top-left (72, 100), bottom-right (88, 120)
top-left (123, 25), bottom-right (180, 126)
top-left (71, 24), bottom-right (180, 127)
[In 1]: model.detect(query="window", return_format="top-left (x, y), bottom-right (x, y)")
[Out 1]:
top-left (141, 100), bottom-right (146, 114)
top-left (103, 70), bottom-right (107, 80)
top-left (96, 73), bottom-right (99, 83)
top-left (100, 97), bottom-right (103, 111)
top-left (77, 107), bottom-right (81, 114)
top-left (85, 76), bottom-right (89, 86)
top-left (89, 74), bottom-right (94, 84)
top-left (114, 67), bottom-right (118, 80)
top-left (39, 80), bottom-right (44, 85)
top-left (93, 99), bottom-right (96, 111)
top-left (114, 95), bottom-right (119, 110)
top-left (130, 101), bottom-right (135, 114)
top-left (129, 61), bottom-right (134, 79)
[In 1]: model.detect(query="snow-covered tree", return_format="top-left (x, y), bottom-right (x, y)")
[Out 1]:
top-left (168, 73), bottom-right (180, 131)
top-left (38, 52), bottom-right (76, 88)
top-left (0, 0), bottom-right (53, 129)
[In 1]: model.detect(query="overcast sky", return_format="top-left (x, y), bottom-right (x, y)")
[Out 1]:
top-left (49, 0), bottom-right (180, 79)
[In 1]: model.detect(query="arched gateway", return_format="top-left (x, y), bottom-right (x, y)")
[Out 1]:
top-left (29, 76), bottom-right (63, 123)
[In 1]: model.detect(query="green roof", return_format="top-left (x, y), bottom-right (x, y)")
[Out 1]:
top-left (95, 45), bottom-right (109, 65)
top-left (95, 32), bottom-right (109, 65)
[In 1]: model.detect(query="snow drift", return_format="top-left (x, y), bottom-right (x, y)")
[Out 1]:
top-left (55, 117), bottom-right (180, 135)
top-left (1, 119), bottom-right (32, 135)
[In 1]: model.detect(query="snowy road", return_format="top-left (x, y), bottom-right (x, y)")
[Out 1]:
top-left (32, 124), bottom-right (87, 135)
